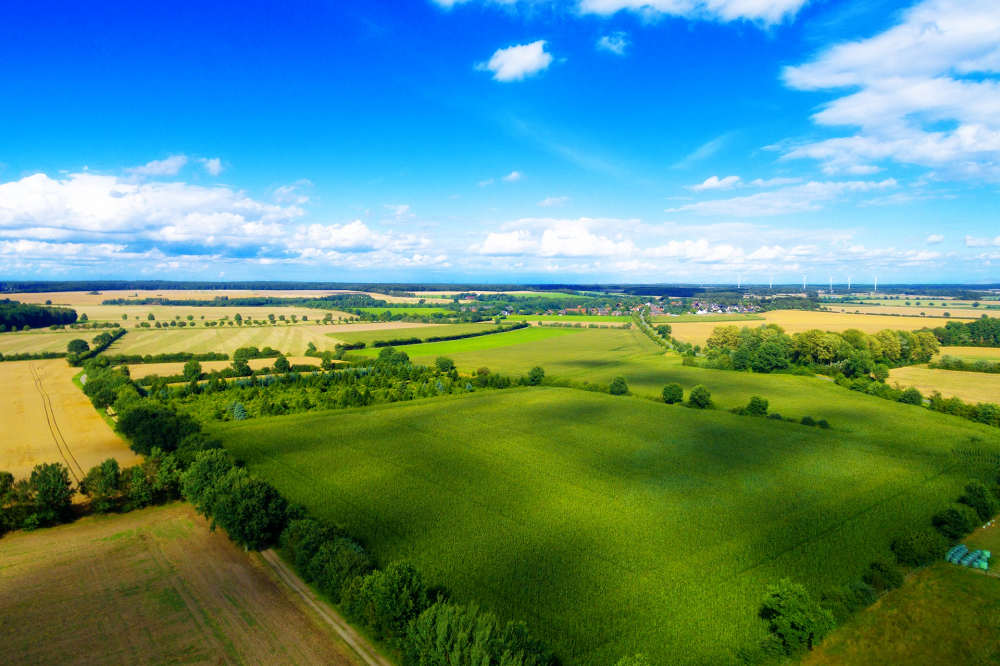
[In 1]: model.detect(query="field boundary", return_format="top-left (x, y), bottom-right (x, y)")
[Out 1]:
top-left (260, 548), bottom-right (394, 666)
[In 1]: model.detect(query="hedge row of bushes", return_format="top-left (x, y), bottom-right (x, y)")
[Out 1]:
top-left (0, 350), bottom-right (67, 363)
top-left (101, 351), bottom-right (229, 365)
top-left (929, 354), bottom-right (1000, 374)
top-left (372, 321), bottom-right (530, 348)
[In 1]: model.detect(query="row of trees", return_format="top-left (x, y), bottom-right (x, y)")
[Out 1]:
top-left (0, 298), bottom-right (77, 329)
top-left (923, 317), bottom-right (1000, 347)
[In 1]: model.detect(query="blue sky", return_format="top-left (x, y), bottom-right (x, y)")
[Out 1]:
top-left (0, 0), bottom-right (998, 284)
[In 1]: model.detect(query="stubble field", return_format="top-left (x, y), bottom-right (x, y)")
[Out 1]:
top-left (0, 503), bottom-right (357, 666)
top-left (0, 359), bottom-right (140, 481)
top-left (888, 365), bottom-right (1000, 404)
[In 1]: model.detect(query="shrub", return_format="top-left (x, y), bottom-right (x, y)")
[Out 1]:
top-left (933, 503), bottom-right (981, 539)
top-left (681, 356), bottom-right (698, 367)
top-left (609, 376), bottom-right (629, 396)
top-left (960, 479), bottom-right (1000, 522)
top-left (863, 560), bottom-right (904, 592)
top-left (745, 396), bottom-right (769, 416)
top-left (526, 366), bottom-right (545, 386)
top-left (817, 419), bottom-right (830, 429)
top-left (435, 356), bottom-right (455, 372)
top-left (688, 385), bottom-right (712, 409)
top-left (759, 579), bottom-right (835, 656)
top-left (662, 383), bottom-right (683, 404)
top-left (891, 529), bottom-right (948, 566)
top-left (898, 387), bottom-right (923, 405)
top-left (801, 416), bottom-right (816, 427)
top-left (308, 536), bottom-right (374, 602)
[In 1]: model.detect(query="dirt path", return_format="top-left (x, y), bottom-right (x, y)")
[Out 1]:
top-left (260, 549), bottom-right (394, 666)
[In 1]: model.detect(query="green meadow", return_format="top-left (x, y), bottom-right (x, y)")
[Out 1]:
top-left (351, 325), bottom-right (582, 357)
top-left (214, 386), bottom-right (999, 666)
top-left (328, 322), bottom-right (499, 346)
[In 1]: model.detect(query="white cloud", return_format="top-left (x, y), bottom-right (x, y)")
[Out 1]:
top-left (472, 219), bottom-right (634, 257)
top-left (384, 204), bottom-right (415, 220)
top-left (965, 235), bottom-right (1000, 247)
top-left (273, 180), bottom-right (313, 205)
top-left (539, 196), bottom-right (570, 207)
top-left (926, 233), bottom-right (945, 244)
top-left (502, 171), bottom-right (523, 183)
top-left (689, 175), bottom-right (741, 191)
top-left (476, 41), bottom-right (553, 82)
top-left (478, 178), bottom-right (495, 186)
top-left (127, 155), bottom-right (188, 176)
top-left (749, 177), bottom-right (800, 187)
top-left (669, 179), bottom-right (897, 216)
top-left (782, 0), bottom-right (1000, 179)
top-left (199, 158), bottom-right (223, 176)
top-left (596, 32), bottom-right (630, 56)
top-left (577, 0), bottom-right (808, 24)
top-left (645, 239), bottom-right (745, 263)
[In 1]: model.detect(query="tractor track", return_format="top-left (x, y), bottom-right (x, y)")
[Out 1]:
top-left (28, 360), bottom-right (85, 482)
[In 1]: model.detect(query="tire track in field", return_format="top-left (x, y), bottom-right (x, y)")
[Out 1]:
top-left (28, 361), bottom-right (85, 482)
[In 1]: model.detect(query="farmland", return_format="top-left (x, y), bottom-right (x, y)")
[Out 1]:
top-left (214, 386), bottom-right (1000, 666)
top-left (125, 356), bottom-right (322, 379)
top-left (889, 365), bottom-right (1000, 404)
top-left (666, 310), bottom-right (976, 346)
top-left (327, 321), bottom-right (490, 346)
top-left (0, 330), bottom-right (95, 355)
top-left (352, 325), bottom-right (581, 357)
top-left (801, 524), bottom-right (1000, 666)
top-left (0, 503), bottom-right (356, 666)
top-left (937, 346), bottom-right (1000, 362)
top-left (0, 359), bottom-right (140, 481)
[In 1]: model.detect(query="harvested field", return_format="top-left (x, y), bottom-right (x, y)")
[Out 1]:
top-left (0, 330), bottom-right (91, 355)
top-left (0, 503), bottom-right (358, 666)
top-left (126, 356), bottom-right (323, 379)
top-left (831, 304), bottom-right (998, 319)
top-left (75, 304), bottom-right (345, 323)
top-left (0, 359), bottom-right (140, 481)
top-left (667, 310), bottom-right (976, 346)
top-left (889, 365), bottom-right (1000, 404)
top-left (937, 346), bottom-right (1000, 362)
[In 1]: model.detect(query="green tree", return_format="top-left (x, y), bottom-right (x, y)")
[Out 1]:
top-left (897, 387), bottom-right (923, 405)
top-left (351, 562), bottom-right (429, 640)
top-left (117, 403), bottom-right (199, 455)
top-left (745, 396), bottom-right (769, 416)
top-left (872, 364), bottom-right (890, 382)
top-left (655, 324), bottom-right (672, 337)
top-left (147, 313), bottom-right (155, 321)
top-left (662, 383), bottom-right (683, 404)
top-left (308, 537), bottom-right (374, 603)
top-left (609, 376), bottom-right (629, 396)
top-left (891, 529), bottom-right (947, 566)
top-left (67, 339), bottom-right (90, 354)
top-left (211, 468), bottom-right (288, 550)
top-left (273, 355), bottom-right (291, 373)
top-left (182, 449), bottom-right (235, 519)
top-left (759, 578), bottom-right (835, 655)
top-left (435, 356), bottom-right (456, 372)
top-left (30, 463), bottom-right (74, 525)
top-left (123, 465), bottom-right (153, 512)
top-left (80, 458), bottom-right (121, 514)
top-left (752, 341), bottom-right (789, 373)
top-left (960, 479), bottom-right (1000, 522)
top-left (526, 366), bottom-right (545, 386)
top-left (182, 359), bottom-right (202, 382)
top-left (731, 344), bottom-right (753, 371)
top-left (235, 313), bottom-right (243, 325)
top-left (688, 385), bottom-right (712, 409)
top-left (933, 503), bottom-right (980, 539)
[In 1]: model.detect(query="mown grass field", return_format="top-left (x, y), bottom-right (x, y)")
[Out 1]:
top-left (0, 503), bottom-right (355, 666)
top-left (801, 524), bottom-right (1000, 666)
top-left (214, 383), bottom-right (1000, 666)
top-left (889, 365), bottom-right (1000, 404)
top-left (352, 325), bottom-right (582, 357)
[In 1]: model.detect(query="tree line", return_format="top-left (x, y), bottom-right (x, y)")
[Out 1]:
top-left (0, 299), bottom-right (77, 330)
top-left (921, 317), bottom-right (1000, 347)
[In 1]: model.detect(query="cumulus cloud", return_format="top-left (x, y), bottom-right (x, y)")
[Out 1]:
top-left (273, 180), bottom-right (313, 205)
top-left (689, 175), bottom-right (741, 191)
top-left (926, 234), bottom-right (945, 244)
top-left (476, 41), bottom-right (553, 82)
top-left (502, 171), bottom-right (523, 183)
top-left (782, 0), bottom-right (1000, 179)
top-left (472, 219), bottom-right (634, 257)
top-left (199, 158), bottom-right (223, 176)
top-left (669, 179), bottom-right (897, 217)
top-left (127, 155), bottom-right (188, 176)
top-left (0, 171), bottom-right (442, 271)
top-left (538, 196), bottom-right (570, 207)
top-left (596, 32), bottom-right (630, 55)
top-left (966, 235), bottom-right (1000, 247)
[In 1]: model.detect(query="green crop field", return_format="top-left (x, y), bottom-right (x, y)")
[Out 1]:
top-left (351, 306), bottom-right (452, 315)
top-left (352, 325), bottom-right (582, 357)
top-left (214, 381), bottom-right (1000, 666)
top-left (329, 322), bottom-right (498, 346)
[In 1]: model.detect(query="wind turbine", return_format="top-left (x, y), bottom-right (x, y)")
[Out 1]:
top-left (802, 274), bottom-right (807, 291)
top-left (737, 274), bottom-right (741, 289)
top-left (846, 275), bottom-right (853, 291)
top-left (769, 275), bottom-right (773, 289)
top-left (872, 275), bottom-right (880, 294)
top-left (828, 274), bottom-right (834, 295)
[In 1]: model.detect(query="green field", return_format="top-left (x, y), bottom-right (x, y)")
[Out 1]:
top-left (527, 315), bottom-right (633, 322)
top-left (329, 322), bottom-right (499, 346)
top-left (352, 325), bottom-right (582, 357)
top-left (352, 306), bottom-right (452, 315)
top-left (214, 381), bottom-right (1000, 666)
top-left (651, 314), bottom-right (766, 323)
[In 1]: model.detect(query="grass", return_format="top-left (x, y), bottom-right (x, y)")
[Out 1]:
top-left (351, 325), bottom-right (582, 357)
top-left (0, 503), bottom-right (355, 666)
top-left (889, 365), bottom-right (1000, 404)
top-left (329, 322), bottom-right (498, 347)
top-left (801, 522), bottom-right (1000, 666)
top-left (213, 381), bottom-right (1000, 666)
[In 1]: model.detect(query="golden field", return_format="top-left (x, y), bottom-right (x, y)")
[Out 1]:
top-left (889, 365), bottom-right (1000, 404)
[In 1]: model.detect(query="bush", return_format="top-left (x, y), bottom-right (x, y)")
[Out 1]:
top-left (435, 356), bottom-right (455, 373)
top-left (817, 419), bottom-right (830, 429)
top-left (863, 560), bottom-right (904, 592)
top-left (745, 396), bottom-right (769, 416)
top-left (933, 503), bottom-right (981, 539)
top-left (526, 366), bottom-right (545, 386)
top-left (688, 385), bottom-right (712, 409)
top-left (759, 579), bottom-right (835, 656)
top-left (79, 459), bottom-right (121, 514)
top-left (960, 479), bottom-right (1000, 522)
top-left (609, 376), bottom-right (629, 396)
top-left (662, 383), bottom-right (683, 404)
top-left (345, 562), bottom-right (429, 641)
top-left (308, 537), bottom-right (374, 602)
top-left (273, 355), bottom-right (291, 374)
top-left (891, 529), bottom-right (948, 566)
top-left (800, 416), bottom-right (816, 427)
top-left (898, 387), bottom-right (923, 405)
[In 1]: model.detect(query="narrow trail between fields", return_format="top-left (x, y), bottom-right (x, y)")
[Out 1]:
top-left (28, 360), bottom-right (85, 482)
top-left (260, 549), bottom-right (394, 666)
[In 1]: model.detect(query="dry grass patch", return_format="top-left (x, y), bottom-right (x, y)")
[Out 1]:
top-left (0, 503), bottom-right (357, 666)
top-left (0, 359), bottom-right (140, 482)
top-left (889, 365), bottom-right (1000, 404)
